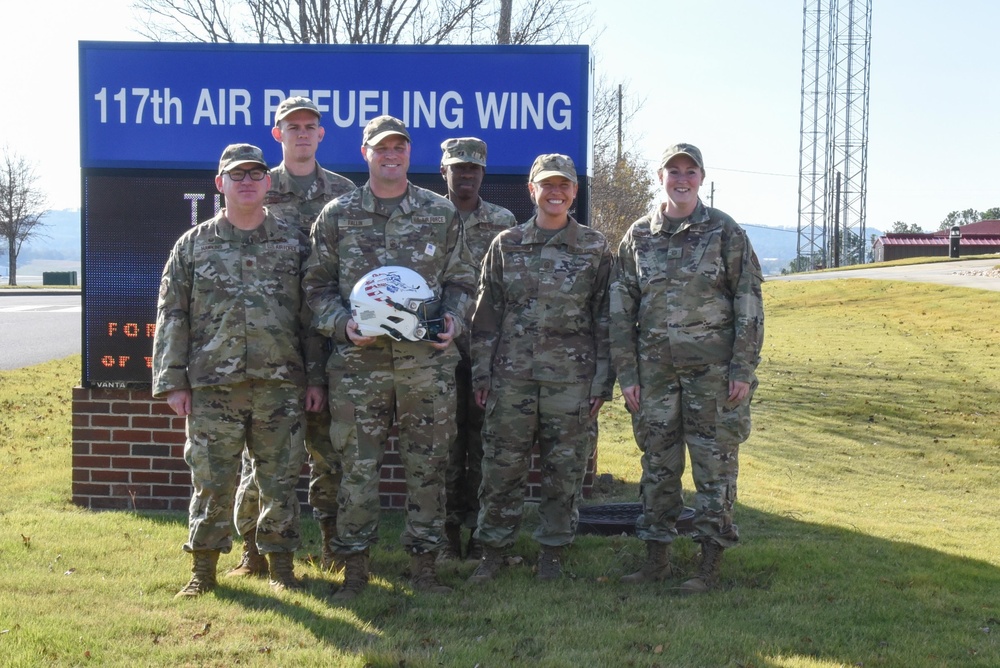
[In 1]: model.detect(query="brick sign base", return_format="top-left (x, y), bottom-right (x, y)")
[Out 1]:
top-left (72, 387), bottom-right (595, 512)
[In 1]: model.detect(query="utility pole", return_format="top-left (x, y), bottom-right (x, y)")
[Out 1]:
top-left (833, 171), bottom-right (842, 268)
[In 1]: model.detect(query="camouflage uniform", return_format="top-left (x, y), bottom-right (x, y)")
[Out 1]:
top-left (447, 198), bottom-right (516, 530)
top-left (472, 216), bottom-right (614, 549)
top-left (231, 162), bottom-right (356, 536)
top-left (153, 209), bottom-right (324, 554)
top-left (302, 182), bottom-right (477, 555)
top-left (610, 199), bottom-right (764, 548)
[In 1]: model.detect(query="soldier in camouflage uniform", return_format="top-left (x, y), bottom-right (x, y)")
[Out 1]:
top-left (153, 143), bottom-right (326, 598)
top-left (302, 116), bottom-right (477, 601)
top-left (610, 143), bottom-right (764, 593)
top-left (437, 137), bottom-right (516, 563)
top-left (468, 154), bottom-right (613, 584)
top-left (229, 96), bottom-right (356, 578)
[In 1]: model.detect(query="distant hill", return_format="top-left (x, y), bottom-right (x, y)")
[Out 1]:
top-left (0, 209), bottom-right (80, 282)
top-left (16, 208), bottom-right (80, 263)
top-left (3, 208), bottom-right (881, 279)
top-left (743, 223), bottom-right (883, 276)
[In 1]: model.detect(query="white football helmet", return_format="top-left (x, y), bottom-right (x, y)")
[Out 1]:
top-left (349, 266), bottom-right (444, 342)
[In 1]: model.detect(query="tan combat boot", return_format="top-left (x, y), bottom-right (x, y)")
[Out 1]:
top-left (437, 524), bottom-right (463, 562)
top-left (679, 542), bottom-right (725, 594)
top-left (175, 549), bottom-right (221, 598)
top-left (331, 550), bottom-right (370, 602)
top-left (267, 551), bottom-right (303, 592)
top-left (410, 552), bottom-right (453, 594)
top-left (465, 533), bottom-right (484, 562)
top-left (536, 545), bottom-right (565, 581)
top-left (620, 541), bottom-right (672, 584)
top-left (319, 517), bottom-right (345, 573)
top-left (467, 546), bottom-right (505, 584)
top-left (225, 528), bottom-right (268, 578)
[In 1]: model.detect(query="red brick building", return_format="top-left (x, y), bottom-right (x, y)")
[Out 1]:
top-left (873, 220), bottom-right (1000, 263)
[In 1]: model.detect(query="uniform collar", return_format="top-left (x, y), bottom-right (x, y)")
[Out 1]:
top-left (649, 199), bottom-right (712, 235)
top-left (360, 181), bottom-right (412, 215)
top-left (215, 209), bottom-right (280, 241)
top-left (269, 161), bottom-right (325, 198)
top-left (520, 215), bottom-right (582, 247)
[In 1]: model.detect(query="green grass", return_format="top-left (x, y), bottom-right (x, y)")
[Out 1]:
top-left (808, 252), bottom-right (1000, 272)
top-left (2, 278), bottom-right (1000, 666)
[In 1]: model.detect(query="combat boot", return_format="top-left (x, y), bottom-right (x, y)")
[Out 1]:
top-left (225, 528), bottom-right (268, 578)
top-left (536, 545), bottom-right (565, 581)
top-left (331, 550), bottom-right (370, 602)
top-left (267, 551), bottom-right (303, 592)
top-left (437, 524), bottom-right (463, 562)
top-left (465, 533), bottom-right (484, 562)
top-left (410, 552), bottom-right (453, 594)
top-left (620, 541), bottom-right (672, 584)
top-left (175, 549), bottom-right (221, 598)
top-left (319, 517), bottom-right (345, 573)
top-left (679, 541), bottom-right (725, 594)
top-left (467, 546), bottom-right (505, 584)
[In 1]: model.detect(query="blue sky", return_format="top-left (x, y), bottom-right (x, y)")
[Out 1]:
top-left (2, 0), bottom-right (997, 233)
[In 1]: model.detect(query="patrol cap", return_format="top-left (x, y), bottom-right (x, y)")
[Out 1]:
top-left (363, 115), bottom-right (411, 147)
top-left (440, 137), bottom-right (487, 167)
top-left (218, 143), bottom-right (268, 174)
top-left (659, 143), bottom-right (704, 170)
top-left (274, 96), bottom-right (321, 124)
top-left (529, 153), bottom-right (577, 184)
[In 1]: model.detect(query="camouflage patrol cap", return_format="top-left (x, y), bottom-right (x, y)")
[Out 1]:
top-left (218, 143), bottom-right (268, 174)
top-left (362, 115), bottom-right (411, 147)
top-left (659, 143), bottom-right (704, 170)
top-left (275, 96), bottom-right (321, 124)
top-left (529, 153), bottom-right (577, 184)
top-left (440, 137), bottom-right (487, 167)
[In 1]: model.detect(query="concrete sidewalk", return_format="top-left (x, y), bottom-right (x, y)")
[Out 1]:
top-left (770, 257), bottom-right (1000, 292)
top-left (0, 288), bottom-right (81, 297)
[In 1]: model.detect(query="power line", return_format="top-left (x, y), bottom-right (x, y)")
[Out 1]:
top-left (712, 166), bottom-right (798, 178)
top-left (742, 223), bottom-right (798, 233)
top-left (638, 154), bottom-right (797, 179)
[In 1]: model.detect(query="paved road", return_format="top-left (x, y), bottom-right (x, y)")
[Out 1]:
top-left (2, 257), bottom-right (998, 373)
top-left (0, 294), bottom-right (81, 371)
top-left (769, 258), bottom-right (1000, 292)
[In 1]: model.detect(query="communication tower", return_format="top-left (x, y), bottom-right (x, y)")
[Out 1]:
top-left (796, 0), bottom-right (872, 268)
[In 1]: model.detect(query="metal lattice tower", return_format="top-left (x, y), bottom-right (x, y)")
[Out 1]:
top-left (797, 0), bottom-right (872, 269)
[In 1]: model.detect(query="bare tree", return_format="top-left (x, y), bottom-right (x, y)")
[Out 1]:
top-left (589, 78), bottom-right (654, 249)
top-left (0, 147), bottom-right (48, 286)
top-left (132, 0), bottom-right (592, 44)
top-left (131, 0), bottom-right (592, 45)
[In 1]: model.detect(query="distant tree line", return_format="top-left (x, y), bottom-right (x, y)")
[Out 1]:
top-left (888, 207), bottom-right (1000, 235)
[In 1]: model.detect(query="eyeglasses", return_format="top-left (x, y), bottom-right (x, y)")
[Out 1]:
top-left (225, 168), bottom-right (268, 181)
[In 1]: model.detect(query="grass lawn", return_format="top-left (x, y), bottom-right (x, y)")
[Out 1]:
top-left (1, 278), bottom-right (999, 667)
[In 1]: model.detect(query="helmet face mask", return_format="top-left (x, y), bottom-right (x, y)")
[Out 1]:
top-left (350, 267), bottom-right (444, 342)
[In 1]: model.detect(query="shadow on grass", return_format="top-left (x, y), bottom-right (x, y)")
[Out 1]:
top-left (132, 502), bottom-right (1000, 666)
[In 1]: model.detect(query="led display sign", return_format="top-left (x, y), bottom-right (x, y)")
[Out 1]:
top-left (80, 42), bottom-right (591, 387)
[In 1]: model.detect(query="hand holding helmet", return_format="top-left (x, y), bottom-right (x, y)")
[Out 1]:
top-left (349, 266), bottom-right (445, 342)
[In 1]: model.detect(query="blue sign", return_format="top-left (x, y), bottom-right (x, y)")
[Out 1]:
top-left (79, 42), bottom-right (591, 387)
top-left (79, 42), bottom-right (592, 175)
